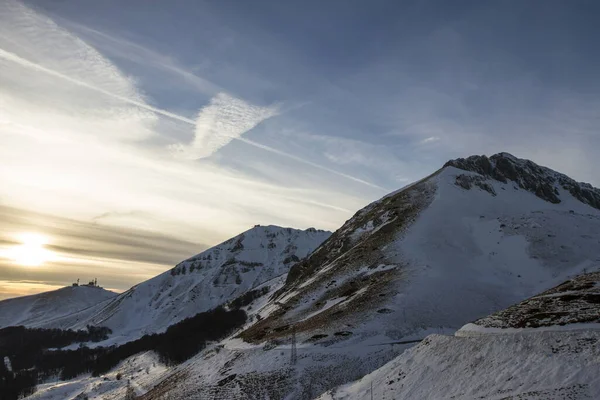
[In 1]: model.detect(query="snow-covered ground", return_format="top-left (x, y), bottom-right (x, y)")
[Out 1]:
top-left (27, 351), bottom-right (168, 400)
top-left (459, 271), bottom-right (600, 333)
top-left (317, 330), bottom-right (600, 400)
top-left (318, 271), bottom-right (600, 400)
top-left (0, 285), bottom-right (116, 329)
top-left (36, 226), bottom-right (330, 346)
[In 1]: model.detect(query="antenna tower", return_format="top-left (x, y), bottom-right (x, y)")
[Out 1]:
top-left (291, 326), bottom-right (297, 365)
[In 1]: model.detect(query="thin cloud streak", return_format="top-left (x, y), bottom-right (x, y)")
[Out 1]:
top-left (172, 92), bottom-right (280, 159)
top-left (0, 48), bottom-right (194, 126)
top-left (237, 137), bottom-right (388, 190)
top-left (0, 46), bottom-right (381, 190)
top-left (0, 1), bottom-right (369, 300)
top-left (68, 23), bottom-right (221, 95)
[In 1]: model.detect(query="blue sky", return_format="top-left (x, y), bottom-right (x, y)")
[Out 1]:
top-left (1, 0), bottom-right (599, 297)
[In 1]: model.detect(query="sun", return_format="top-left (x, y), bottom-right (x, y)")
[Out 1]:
top-left (11, 233), bottom-right (55, 267)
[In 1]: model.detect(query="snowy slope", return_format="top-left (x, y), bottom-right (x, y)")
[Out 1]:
top-left (242, 155), bottom-right (600, 345)
top-left (27, 351), bottom-right (169, 400)
top-left (135, 153), bottom-right (600, 399)
top-left (0, 286), bottom-right (116, 329)
top-left (318, 272), bottom-right (600, 400)
top-left (38, 226), bottom-right (330, 345)
top-left (317, 331), bottom-right (600, 400)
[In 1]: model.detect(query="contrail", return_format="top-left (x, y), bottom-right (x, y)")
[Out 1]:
top-left (0, 48), bottom-right (387, 191)
top-left (236, 137), bottom-right (385, 189)
top-left (0, 48), bottom-right (196, 125)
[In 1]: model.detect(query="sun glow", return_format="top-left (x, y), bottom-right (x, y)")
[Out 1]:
top-left (10, 233), bottom-right (55, 267)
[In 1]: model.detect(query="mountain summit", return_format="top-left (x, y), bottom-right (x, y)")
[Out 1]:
top-left (445, 152), bottom-right (600, 209)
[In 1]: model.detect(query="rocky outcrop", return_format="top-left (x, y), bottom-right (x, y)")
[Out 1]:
top-left (445, 152), bottom-right (600, 209)
top-left (455, 174), bottom-right (496, 196)
top-left (467, 271), bottom-right (600, 329)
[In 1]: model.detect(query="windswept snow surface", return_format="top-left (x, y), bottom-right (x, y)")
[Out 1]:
top-left (27, 351), bottom-right (168, 400)
top-left (394, 166), bottom-right (600, 333)
top-left (0, 286), bottom-right (116, 329)
top-left (458, 271), bottom-right (600, 334)
top-left (319, 272), bottom-right (600, 400)
top-left (316, 331), bottom-right (600, 400)
top-left (37, 226), bottom-right (330, 345)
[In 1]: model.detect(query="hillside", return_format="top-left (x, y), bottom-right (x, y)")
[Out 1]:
top-left (37, 225), bottom-right (330, 345)
top-left (135, 152), bottom-right (600, 399)
top-left (0, 285), bottom-right (116, 329)
top-left (243, 153), bottom-right (600, 344)
top-left (318, 272), bottom-right (600, 399)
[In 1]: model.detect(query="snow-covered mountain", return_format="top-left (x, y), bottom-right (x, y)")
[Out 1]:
top-left (38, 225), bottom-right (330, 345)
top-left (0, 285), bottom-right (116, 329)
top-left (21, 152), bottom-right (600, 400)
top-left (133, 152), bottom-right (600, 399)
top-left (241, 153), bottom-right (600, 341)
top-left (318, 272), bottom-right (600, 399)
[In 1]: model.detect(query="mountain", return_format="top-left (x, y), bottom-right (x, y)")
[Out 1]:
top-left (134, 152), bottom-right (600, 399)
top-left (318, 271), bottom-right (600, 399)
top-left (38, 225), bottom-right (331, 345)
top-left (0, 285), bottom-right (116, 329)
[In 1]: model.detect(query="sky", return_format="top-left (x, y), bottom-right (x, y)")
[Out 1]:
top-left (1, 0), bottom-right (599, 299)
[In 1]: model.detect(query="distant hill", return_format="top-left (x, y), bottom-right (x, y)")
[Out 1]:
top-left (0, 285), bottom-right (116, 329)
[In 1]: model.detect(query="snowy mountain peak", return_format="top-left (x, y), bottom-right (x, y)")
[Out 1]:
top-left (174, 225), bottom-right (331, 277)
top-left (229, 154), bottom-right (600, 398)
top-left (445, 152), bottom-right (600, 209)
top-left (40, 225), bottom-right (331, 344)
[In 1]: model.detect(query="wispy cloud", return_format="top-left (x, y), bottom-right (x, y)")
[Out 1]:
top-left (0, 0), bottom-right (382, 298)
top-left (63, 22), bottom-right (386, 189)
top-left (171, 92), bottom-right (279, 159)
top-left (63, 22), bottom-right (221, 96)
top-left (418, 136), bottom-right (441, 145)
top-left (0, 19), bottom-right (379, 189)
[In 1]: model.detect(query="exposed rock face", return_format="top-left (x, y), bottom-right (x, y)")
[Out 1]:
top-left (471, 271), bottom-right (600, 329)
top-left (445, 152), bottom-right (600, 209)
top-left (455, 174), bottom-right (496, 196)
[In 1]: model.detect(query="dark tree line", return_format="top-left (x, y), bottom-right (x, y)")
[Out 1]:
top-left (227, 286), bottom-right (270, 310)
top-left (0, 307), bottom-right (246, 400)
top-left (0, 325), bottom-right (111, 400)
